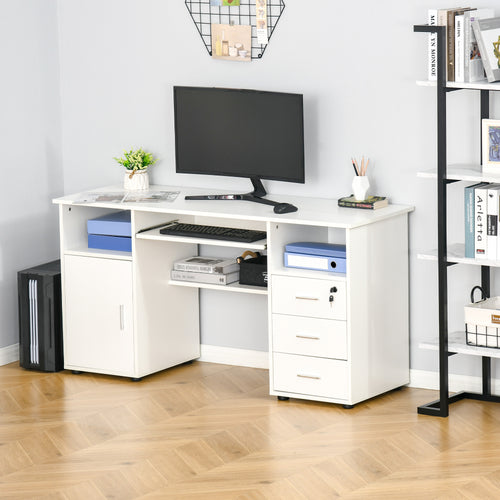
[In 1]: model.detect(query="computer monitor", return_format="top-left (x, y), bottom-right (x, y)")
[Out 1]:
top-left (173, 86), bottom-right (304, 212)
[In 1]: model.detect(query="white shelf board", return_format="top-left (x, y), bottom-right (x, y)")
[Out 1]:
top-left (420, 331), bottom-right (500, 359)
top-left (65, 248), bottom-right (133, 261)
top-left (417, 164), bottom-right (500, 183)
top-left (137, 227), bottom-right (267, 250)
top-left (417, 80), bottom-right (500, 91)
top-left (169, 279), bottom-right (268, 295)
top-left (417, 243), bottom-right (500, 267)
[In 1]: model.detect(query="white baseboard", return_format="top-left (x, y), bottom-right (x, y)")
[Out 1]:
top-left (0, 344), bottom-right (19, 366)
top-left (409, 368), bottom-right (500, 393)
top-left (199, 344), bottom-right (269, 369)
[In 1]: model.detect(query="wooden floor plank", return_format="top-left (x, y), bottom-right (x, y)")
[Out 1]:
top-left (0, 361), bottom-right (499, 499)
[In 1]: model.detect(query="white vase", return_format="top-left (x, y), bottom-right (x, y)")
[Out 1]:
top-left (352, 176), bottom-right (369, 201)
top-left (124, 169), bottom-right (149, 191)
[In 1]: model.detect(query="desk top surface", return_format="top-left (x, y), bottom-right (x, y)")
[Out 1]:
top-left (53, 184), bottom-right (414, 229)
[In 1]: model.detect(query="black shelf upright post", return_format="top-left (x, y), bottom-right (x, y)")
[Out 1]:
top-left (414, 24), bottom-right (500, 417)
top-left (414, 24), bottom-right (450, 417)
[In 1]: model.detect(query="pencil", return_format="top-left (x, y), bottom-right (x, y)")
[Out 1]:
top-left (351, 158), bottom-right (359, 176)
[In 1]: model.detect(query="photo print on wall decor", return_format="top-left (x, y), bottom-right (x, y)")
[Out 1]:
top-left (210, 0), bottom-right (241, 6)
top-left (482, 119), bottom-right (500, 172)
top-left (211, 24), bottom-right (251, 62)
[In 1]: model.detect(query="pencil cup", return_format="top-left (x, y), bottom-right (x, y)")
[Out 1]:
top-left (352, 176), bottom-right (369, 201)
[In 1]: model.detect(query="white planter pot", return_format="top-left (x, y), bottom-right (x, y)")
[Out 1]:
top-left (124, 169), bottom-right (149, 191)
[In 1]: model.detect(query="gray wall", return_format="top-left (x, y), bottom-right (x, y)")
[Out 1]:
top-left (0, 1), bottom-right (63, 350)
top-left (4, 1), bottom-right (499, 380)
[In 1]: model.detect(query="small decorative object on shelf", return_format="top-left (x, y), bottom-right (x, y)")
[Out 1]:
top-left (114, 148), bottom-right (157, 191)
top-left (350, 156), bottom-right (370, 201)
top-left (482, 119), bottom-right (500, 172)
top-left (472, 17), bottom-right (500, 83)
top-left (465, 285), bottom-right (500, 348)
top-left (338, 195), bottom-right (388, 210)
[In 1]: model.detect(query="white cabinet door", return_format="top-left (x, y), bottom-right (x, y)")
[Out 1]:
top-left (64, 255), bottom-right (134, 376)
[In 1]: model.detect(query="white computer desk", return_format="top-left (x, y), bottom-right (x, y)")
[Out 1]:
top-left (54, 184), bottom-right (413, 407)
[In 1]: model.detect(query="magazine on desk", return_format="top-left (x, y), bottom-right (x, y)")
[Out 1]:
top-left (74, 191), bottom-right (180, 204)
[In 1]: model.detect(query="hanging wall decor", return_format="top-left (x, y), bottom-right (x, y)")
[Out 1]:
top-left (185, 0), bottom-right (285, 60)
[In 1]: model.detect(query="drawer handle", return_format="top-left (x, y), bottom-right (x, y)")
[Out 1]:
top-left (297, 373), bottom-right (321, 380)
top-left (295, 296), bottom-right (319, 301)
top-left (119, 305), bottom-right (125, 331)
top-left (296, 335), bottom-right (320, 340)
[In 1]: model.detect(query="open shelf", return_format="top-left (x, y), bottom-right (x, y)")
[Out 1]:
top-left (136, 227), bottom-right (267, 250)
top-left (417, 80), bottom-right (500, 91)
top-left (417, 164), bottom-right (500, 183)
top-left (64, 248), bottom-right (133, 261)
top-left (417, 243), bottom-right (500, 268)
top-left (420, 331), bottom-right (500, 359)
top-left (169, 279), bottom-right (268, 295)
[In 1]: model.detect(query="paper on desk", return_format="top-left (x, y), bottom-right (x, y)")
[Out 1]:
top-left (74, 191), bottom-right (180, 203)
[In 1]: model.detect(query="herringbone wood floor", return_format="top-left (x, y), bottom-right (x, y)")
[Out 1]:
top-left (0, 361), bottom-right (499, 499)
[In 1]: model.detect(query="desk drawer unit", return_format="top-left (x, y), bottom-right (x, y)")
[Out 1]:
top-left (271, 275), bottom-right (346, 320)
top-left (272, 314), bottom-right (347, 360)
top-left (273, 352), bottom-right (348, 400)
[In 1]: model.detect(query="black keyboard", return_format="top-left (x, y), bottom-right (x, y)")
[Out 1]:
top-left (159, 223), bottom-right (266, 243)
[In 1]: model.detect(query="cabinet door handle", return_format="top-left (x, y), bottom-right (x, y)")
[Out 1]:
top-left (297, 373), bottom-right (321, 380)
top-left (296, 334), bottom-right (320, 340)
top-left (295, 296), bottom-right (319, 301)
top-left (119, 305), bottom-right (125, 331)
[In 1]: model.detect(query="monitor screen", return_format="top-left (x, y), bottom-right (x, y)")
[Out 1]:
top-left (174, 86), bottom-right (305, 184)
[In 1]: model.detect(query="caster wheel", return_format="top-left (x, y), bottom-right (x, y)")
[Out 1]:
top-left (277, 396), bottom-right (289, 401)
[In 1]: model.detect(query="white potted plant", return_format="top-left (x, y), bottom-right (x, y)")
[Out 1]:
top-left (114, 148), bottom-right (157, 190)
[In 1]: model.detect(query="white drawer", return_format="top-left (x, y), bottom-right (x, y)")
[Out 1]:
top-left (271, 275), bottom-right (346, 320)
top-left (273, 352), bottom-right (348, 400)
top-left (272, 314), bottom-right (347, 360)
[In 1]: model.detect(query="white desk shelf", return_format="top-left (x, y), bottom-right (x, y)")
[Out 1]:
top-left (54, 184), bottom-right (413, 406)
top-left (169, 279), bottom-right (268, 295)
top-left (137, 227), bottom-right (267, 250)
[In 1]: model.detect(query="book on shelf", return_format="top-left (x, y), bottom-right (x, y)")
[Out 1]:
top-left (472, 17), bottom-right (500, 83)
top-left (428, 9), bottom-right (438, 80)
top-left (475, 183), bottom-right (489, 258)
top-left (464, 182), bottom-right (487, 258)
top-left (447, 8), bottom-right (472, 82)
top-left (173, 256), bottom-right (239, 274)
top-left (337, 195), bottom-right (388, 210)
top-left (463, 9), bottom-right (495, 82)
top-left (486, 184), bottom-right (500, 259)
top-left (171, 269), bottom-right (239, 285)
top-left (455, 12), bottom-right (466, 82)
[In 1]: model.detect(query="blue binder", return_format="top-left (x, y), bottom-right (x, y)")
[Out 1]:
top-left (284, 242), bottom-right (346, 273)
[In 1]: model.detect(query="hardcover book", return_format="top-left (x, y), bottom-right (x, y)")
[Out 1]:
top-left (464, 182), bottom-right (488, 258)
top-left (173, 256), bottom-right (239, 274)
top-left (464, 9), bottom-right (495, 82)
top-left (486, 184), bottom-right (500, 259)
top-left (475, 184), bottom-right (489, 258)
top-left (171, 269), bottom-right (239, 285)
top-left (472, 17), bottom-right (500, 83)
top-left (447, 8), bottom-right (472, 82)
top-left (337, 195), bottom-right (388, 210)
top-left (428, 9), bottom-right (438, 81)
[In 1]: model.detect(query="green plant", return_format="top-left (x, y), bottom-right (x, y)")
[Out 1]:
top-left (114, 148), bottom-right (157, 173)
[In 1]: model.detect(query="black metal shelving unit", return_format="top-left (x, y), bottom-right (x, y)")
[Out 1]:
top-left (414, 24), bottom-right (500, 417)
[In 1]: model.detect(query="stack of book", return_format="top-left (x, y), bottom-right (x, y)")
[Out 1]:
top-left (465, 182), bottom-right (500, 260)
top-left (171, 256), bottom-right (239, 285)
top-left (337, 195), bottom-right (388, 210)
top-left (427, 7), bottom-right (496, 83)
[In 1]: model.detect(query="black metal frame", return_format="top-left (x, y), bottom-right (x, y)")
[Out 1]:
top-left (414, 25), bottom-right (500, 417)
top-left (185, 0), bottom-right (285, 60)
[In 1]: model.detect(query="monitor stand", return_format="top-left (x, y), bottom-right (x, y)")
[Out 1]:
top-left (184, 177), bottom-right (298, 213)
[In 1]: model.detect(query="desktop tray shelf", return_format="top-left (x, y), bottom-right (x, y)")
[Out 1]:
top-left (169, 279), bottom-right (268, 295)
top-left (136, 227), bottom-right (267, 250)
